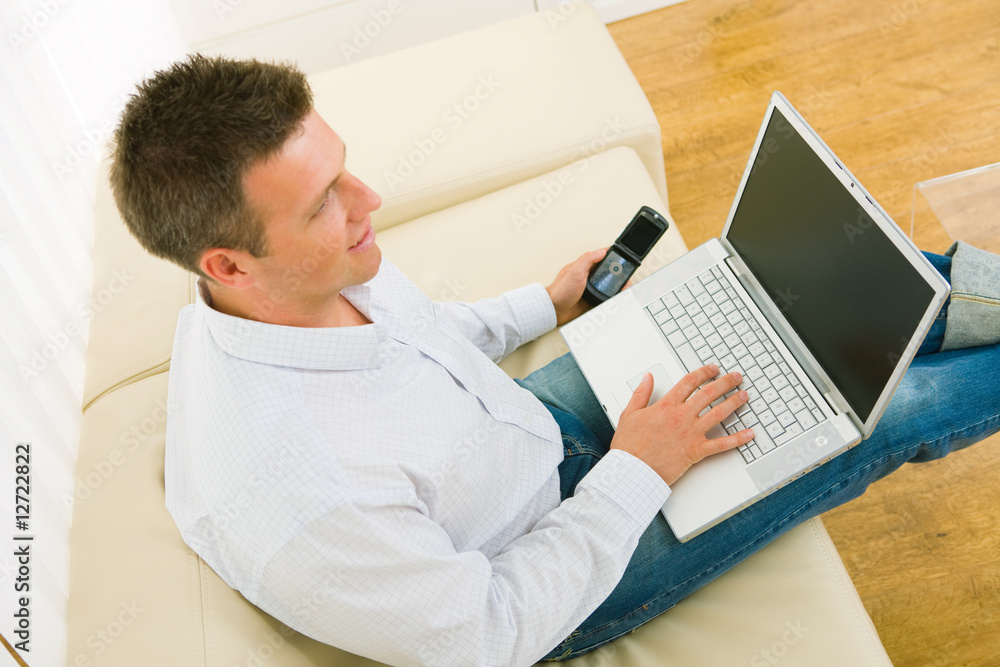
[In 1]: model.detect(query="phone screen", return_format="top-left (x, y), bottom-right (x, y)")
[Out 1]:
top-left (619, 213), bottom-right (662, 257)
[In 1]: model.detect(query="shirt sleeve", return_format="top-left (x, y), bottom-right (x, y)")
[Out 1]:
top-left (256, 449), bottom-right (669, 667)
top-left (433, 284), bottom-right (557, 363)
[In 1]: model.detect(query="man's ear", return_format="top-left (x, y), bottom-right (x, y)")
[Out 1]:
top-left (199, 248), bottom-right (257, 289)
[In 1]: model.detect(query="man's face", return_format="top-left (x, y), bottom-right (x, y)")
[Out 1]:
top-left (242, 108), bottom-right (382, 314)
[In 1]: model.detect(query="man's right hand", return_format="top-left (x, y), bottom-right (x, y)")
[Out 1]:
top-left (610, 364), bottom-right (755, 486)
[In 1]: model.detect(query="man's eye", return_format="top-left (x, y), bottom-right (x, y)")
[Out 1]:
top-left (314, 190), bottom-right (332, 217)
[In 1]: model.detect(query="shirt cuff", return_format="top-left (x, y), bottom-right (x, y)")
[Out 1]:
top-left (503, 283), bottom-right (558, 343)
top-left (576, 449), bottom-right (671, 524)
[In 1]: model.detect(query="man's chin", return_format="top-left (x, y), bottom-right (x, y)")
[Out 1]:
top-left (360, 243), bottom-right (382, 283)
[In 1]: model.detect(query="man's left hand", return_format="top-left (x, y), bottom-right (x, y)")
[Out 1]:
top-left (545, 249), bottom-right (609, 327)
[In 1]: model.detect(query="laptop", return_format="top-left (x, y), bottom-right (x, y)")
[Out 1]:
top-left (560, 91), bottom-right (950, 542)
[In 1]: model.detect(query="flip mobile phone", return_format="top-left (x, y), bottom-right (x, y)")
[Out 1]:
top-left (583, 206), bottom-right (669, 306)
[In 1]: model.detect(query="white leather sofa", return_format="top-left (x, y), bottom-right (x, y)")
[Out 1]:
top-left (66, 4), bottom-right (893, 665)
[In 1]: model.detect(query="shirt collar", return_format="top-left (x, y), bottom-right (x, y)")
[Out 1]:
top-left (195, 278), bottom-right (386, 371)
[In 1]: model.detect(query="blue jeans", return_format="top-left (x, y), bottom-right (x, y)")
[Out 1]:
top-left (515, 252), bottom-right (1000, 660)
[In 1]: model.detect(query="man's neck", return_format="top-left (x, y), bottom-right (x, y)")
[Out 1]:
top-left (203, 282), bottom-right (371, 328)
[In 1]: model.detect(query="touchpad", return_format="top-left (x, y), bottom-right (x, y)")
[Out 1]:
top-left (623, 363), bottom-right (671, 408)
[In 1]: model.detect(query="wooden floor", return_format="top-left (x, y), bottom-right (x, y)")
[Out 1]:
top-left (607, 1), bottom-right (1000, 664)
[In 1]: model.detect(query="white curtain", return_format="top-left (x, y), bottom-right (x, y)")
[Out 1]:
top-left (0, 2), bottom-right (183, 665)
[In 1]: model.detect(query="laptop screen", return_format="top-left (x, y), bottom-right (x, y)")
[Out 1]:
top-left (726, 108), bottom-right (935, 424)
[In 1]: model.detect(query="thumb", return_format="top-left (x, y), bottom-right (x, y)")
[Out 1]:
top-left (622, 373), bottom-right (654, 416)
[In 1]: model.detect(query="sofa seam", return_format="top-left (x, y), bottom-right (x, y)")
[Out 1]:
top-left (808, 519), bottom-right (884, 660)
top-left (379, 127), bottom-right (659, 212)
top-left (190, 549), bottom-right (209, 666)
top-left (82, 271), bottom-right (193, 412)
top-left (199, 558), bottom-right (215, 667)
top-left (82, 358), bottom-right (171, 412)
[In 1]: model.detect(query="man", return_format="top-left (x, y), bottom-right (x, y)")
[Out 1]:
top-left (111, 55), bottom-right (1000, 666)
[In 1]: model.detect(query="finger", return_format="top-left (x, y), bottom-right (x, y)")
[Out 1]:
top-left (698, 388), bottom-right (749, 427)
top-left (585, 248), bottom-right (608, 268)
top-left (666, 364), bottom-right (720, 403)
top-left (621, 372), bottom-right (654, 416)
top-left (701, 428), bottom-right (756, 458)
top-left (691, 372), bottom-right (743, 410)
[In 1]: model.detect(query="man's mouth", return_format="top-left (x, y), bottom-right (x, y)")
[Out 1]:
top-left (348, 224), bottom-right (375, 253)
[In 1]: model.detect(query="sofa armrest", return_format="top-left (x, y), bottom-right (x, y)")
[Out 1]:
top-left (309, 1), bottom-right (667, 232)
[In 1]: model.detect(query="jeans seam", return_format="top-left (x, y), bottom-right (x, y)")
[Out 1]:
top-left (951, 292), bottom-right (1000, 307)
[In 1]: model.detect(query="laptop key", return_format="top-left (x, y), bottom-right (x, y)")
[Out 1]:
top-left (795, 409), bottom-right (817, 430)
top-left (674, 342), bottom-right (703, 373)
top-left (667, 329), bottom-right (687, 348)
top-left (755, 429), bottom-right (776, 454)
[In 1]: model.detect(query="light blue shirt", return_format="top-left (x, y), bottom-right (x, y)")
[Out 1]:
top-left (165, 258), bottom-right (669, 666)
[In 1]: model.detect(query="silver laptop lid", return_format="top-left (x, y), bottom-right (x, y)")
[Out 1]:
top-left (719, 91), bottom-right (949, 437)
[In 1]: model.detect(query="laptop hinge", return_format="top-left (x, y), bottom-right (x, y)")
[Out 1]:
top-left (823, 391), bottom-right (852, 416)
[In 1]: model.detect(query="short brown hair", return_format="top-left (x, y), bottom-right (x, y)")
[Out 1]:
top-left (109, 54), bottom-right (313, 279)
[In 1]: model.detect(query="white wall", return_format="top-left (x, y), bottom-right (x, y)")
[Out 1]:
top-left (0, 3), bottom-right (184, 666)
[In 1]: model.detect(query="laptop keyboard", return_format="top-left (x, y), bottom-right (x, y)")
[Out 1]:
top-left (646, 266), bottom-right (827, 464)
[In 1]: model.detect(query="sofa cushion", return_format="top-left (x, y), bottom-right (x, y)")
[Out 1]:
top-left (309, 1), bottom-right (667, 234)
